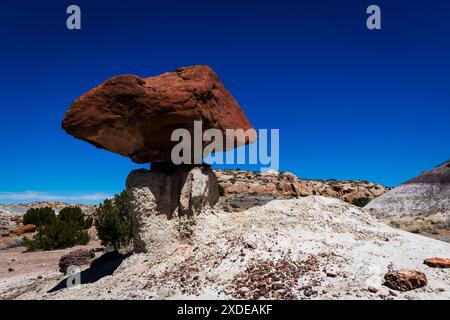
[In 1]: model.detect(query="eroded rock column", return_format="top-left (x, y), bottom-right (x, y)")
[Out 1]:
top-left (126, 164), bottom-right (219, 253)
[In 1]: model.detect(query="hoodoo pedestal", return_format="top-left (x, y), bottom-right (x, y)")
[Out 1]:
top-left (126, 164), bottom-right (219, 253)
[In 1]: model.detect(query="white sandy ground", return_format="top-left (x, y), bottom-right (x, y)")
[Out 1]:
top-left (1, 196), bottom-right (449, 300)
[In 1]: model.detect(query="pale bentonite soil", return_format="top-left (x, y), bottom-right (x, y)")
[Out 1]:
top-left (1, 196), bottom-right (449, 300)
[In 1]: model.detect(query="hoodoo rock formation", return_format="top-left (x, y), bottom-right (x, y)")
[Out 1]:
top-left (62, 66), bottom-right (255, 253)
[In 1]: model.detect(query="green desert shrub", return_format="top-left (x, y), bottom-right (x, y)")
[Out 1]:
top-left (351, 197), bottom-right (371, 208)
top-left (58, 206), bottom-right (87, 229)
top-left (23, 220), bottom-right (89, 251)
top-left (95, 191), bottom-right (132, 250)
top-left (22, 206), bottom-right (92, 251)
top-left (23, 207), bottom-right (56, 227)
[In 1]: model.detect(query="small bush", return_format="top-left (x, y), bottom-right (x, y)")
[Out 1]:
top-left (95, 191), bottom-right (132, 250)
top-left (23, 220), bottom-right (89, 251)
top-left (351, 197), bottom-right (371, 208)
top-left (58, 207), bottom-right (85, 229)
top-left (23, 207), bottom-right (56, 227)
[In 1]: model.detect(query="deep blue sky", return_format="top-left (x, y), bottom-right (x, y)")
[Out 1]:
top-left (0, 0), bottom-right (449, 203)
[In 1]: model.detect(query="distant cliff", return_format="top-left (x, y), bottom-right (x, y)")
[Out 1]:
top-left (365, 159), bottom-right (450, 217)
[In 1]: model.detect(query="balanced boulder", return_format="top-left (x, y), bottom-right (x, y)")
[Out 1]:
top-left (62, 65), bottom-right (256, 164)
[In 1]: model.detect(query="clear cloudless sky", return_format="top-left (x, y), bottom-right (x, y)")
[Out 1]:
top-left (0, 0), bottom-right (449, 203)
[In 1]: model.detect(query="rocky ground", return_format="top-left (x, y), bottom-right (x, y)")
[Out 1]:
top-left (383, 215), bottom-right (450, 243)
top-left (2, 196), bottom-right (449, 300)
top-left (0, 241), bottom-right (102, 300)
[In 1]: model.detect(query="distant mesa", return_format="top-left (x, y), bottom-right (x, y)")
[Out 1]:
top-left (62, 65), bottom-right (256, 164)
top-left (365, 159), bottom-right (450, 217)
top-left (405, 159), bottom-right (450, 185)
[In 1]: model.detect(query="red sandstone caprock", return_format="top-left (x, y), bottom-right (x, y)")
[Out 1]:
top-left (62, 65), bottom-right (256, 163)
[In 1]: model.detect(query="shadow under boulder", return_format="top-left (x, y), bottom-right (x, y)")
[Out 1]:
top-left (48, 251), bottom-right (129, 293)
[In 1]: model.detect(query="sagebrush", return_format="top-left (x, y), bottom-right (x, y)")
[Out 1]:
top-left (95, 190), bottom-right (132, 249)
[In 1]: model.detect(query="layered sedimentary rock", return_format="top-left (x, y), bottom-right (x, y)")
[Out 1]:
top-left (215, 169), bottom-right (389, 203)
top-left (62, 65), bottom-right (256, 163)
top-left (366, 159), bottom-right (450, 217)
top-left (126, 164), bottom-right (219, 253)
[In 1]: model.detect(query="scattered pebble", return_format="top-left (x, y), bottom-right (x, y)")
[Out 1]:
top-left (368, 286), bottom-right (379, 293)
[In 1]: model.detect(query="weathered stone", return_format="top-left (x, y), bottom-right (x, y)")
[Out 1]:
top-left (62, 65), bottom-right (255, 163)
top-left (423, 257), bottom-right (450, 268)
top-left (126, 164), bottom-right (219, 253)
top-left (13, 224), bottom-right (36, 234)
top-left (384, 269), bottom-right (427, 292)
top-left (214, 169), bottom-right (389, 202)
top-left (59, 249), bottom-right (95, 274)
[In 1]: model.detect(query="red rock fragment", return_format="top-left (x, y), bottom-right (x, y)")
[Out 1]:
top-left (423, 257), bottom-right (450, 268)
top-left (384, 269), bottom-right (427, 292)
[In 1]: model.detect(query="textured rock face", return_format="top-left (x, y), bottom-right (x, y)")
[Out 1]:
top-left (215, 169), bottom-right (389, 203)
top-left (366, 160), bottom-right (450, 217)
top-left (62, 65), bottom-right (255, 163)
top-left (126, 165), bottom-right (219, 253)
top-left (384, 269), bottom-right (428, 292)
